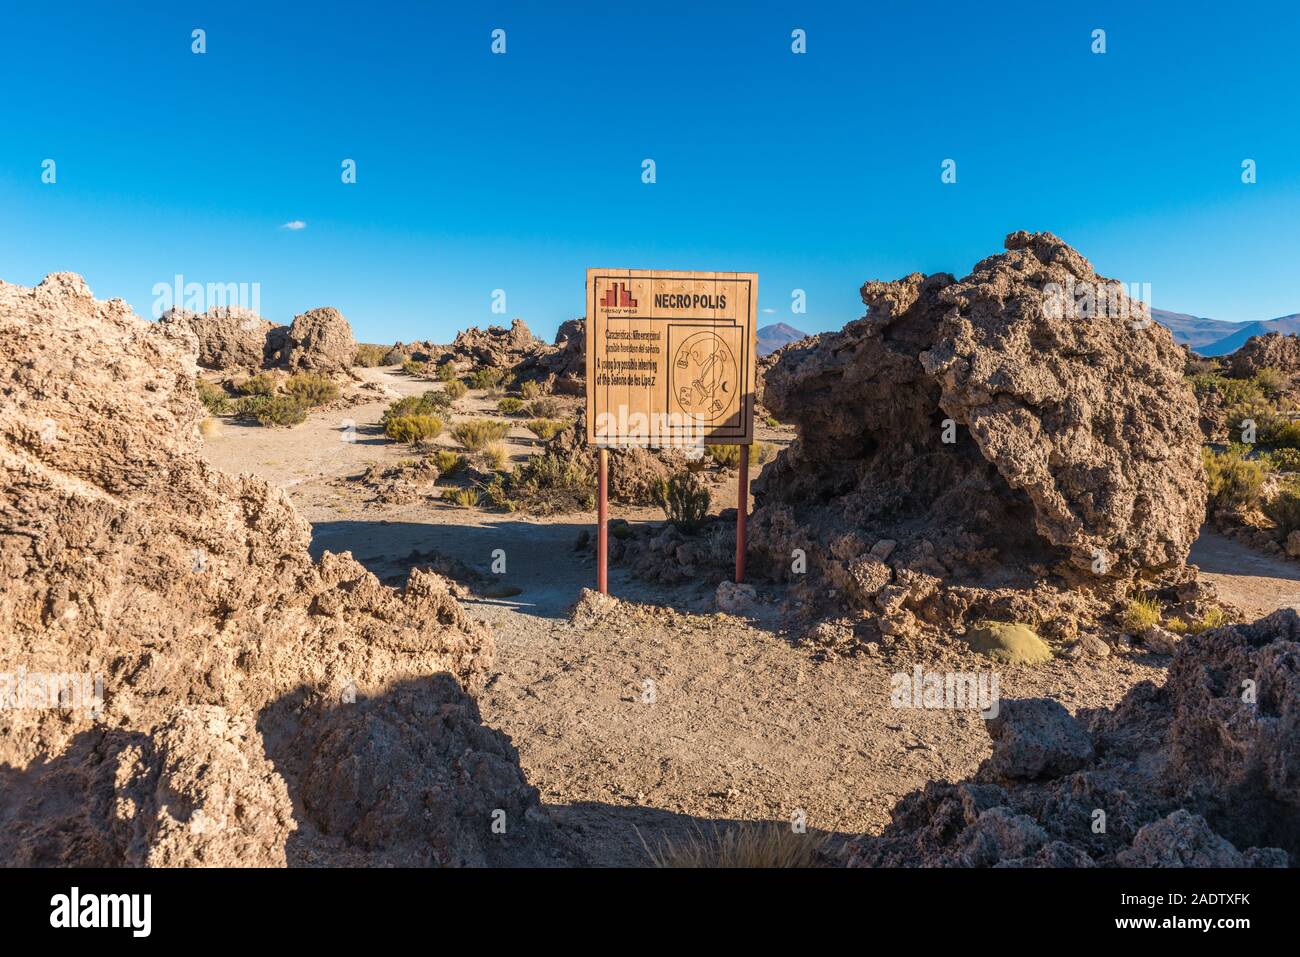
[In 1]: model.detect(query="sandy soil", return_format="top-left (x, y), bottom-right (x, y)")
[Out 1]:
top-left (200, 366), bottom-right (1297, 866)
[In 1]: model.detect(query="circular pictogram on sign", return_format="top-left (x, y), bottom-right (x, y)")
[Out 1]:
top-left (671, 331), bottom-right (739, 423)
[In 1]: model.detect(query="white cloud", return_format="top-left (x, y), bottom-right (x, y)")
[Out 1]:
top-left (280, 220), bottom-right (307, 231)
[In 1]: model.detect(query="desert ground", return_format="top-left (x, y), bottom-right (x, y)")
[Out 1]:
top-left (200, 364), bottom-right (1298, 866)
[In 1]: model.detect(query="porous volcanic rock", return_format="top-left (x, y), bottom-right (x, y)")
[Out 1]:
top-left (451, 318), bottom-right (539, 369)
top-left (532, 318), bottom-right (586, 394)
top-left (1229, 332), bottom-right (1300, 379)
top-left (751, 232), bottom-right (1206, 646)
top-left (280, 306), bottom-right (356, 373)
top-left (0, 273), bottom-right (572, 867)
top-left (845, 610), bottom-right (1298, 867)
top-left (161, 305), bottom-right (281, 370)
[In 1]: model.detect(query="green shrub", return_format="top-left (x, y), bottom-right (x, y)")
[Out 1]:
top-left (467, 367), bottom-right (505, 391)
top-left (482, 441), bottom-right (509, 471)
top-left (520, 380), bottom-right (542, 400)
top-left (436, 363), bottom-right (458, 382)
top-left (433, 450), bottom-right (466, 475)
top-left (1265, 447), bottom-right (1300, 472)
top-left (381, 391), bottom-right (452, 428)
top-left (1203, 447), bottom-right (1267, 509)
top-left (707, 444), bottom-right (742, 468)
top-left (754, 441), bottom-right (776, 464)
top-left (443, 380), bottom-right (468, 401)
top-left (1263, 480), bottom-right (1300, 539)
top-left (238, 372), bottom-right (277, 396)
top-left (196, 378), bottom-right (231, 415)
top-left (1120, 596), bottom-right (1162, 633)
top-left (353, 344), bottom-right (387, 367)
top-left (384, 414), bottom-right (444, 444)
top-left (232, 394), bottom-right (270, 419)
top-left (528, 396), bottom-right (565, 419)
top-left (764, 415), bottom-right (780, 428)
top-left (401, 358), bottom-right (428, 377)
top-left (452, 419), bottom-right (511, 451)
top-left (505, 450), bottom-right (596, 514)
top-left (497, 397), bottom-right (525, 415)
top-left (525, 418), bottom-right (568, 442)
top-left (481, 473), bottom-right (516, 511)
top-left (1253, 367), bottom-right (1288, 397)
top-left (655, 472), bottom-right (711, 529)
top-left (442, 486), bottom-right (480, 508)
top-left (254, 395), bottom-right (308, 428)
top-left (1262, 417), bottom-right (1300, 449)
top-left (283, 372), bottom-right (339, 407)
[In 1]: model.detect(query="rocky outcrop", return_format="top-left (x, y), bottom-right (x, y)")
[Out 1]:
top-left (1229, 332), bottom-right (1300, 379)
top-left (0, 274), bottom-right (572, 867)
top-left (161, 305), bottom-right (280, 370)
top-left (751, 232), bottom-right (1206, 646)
top-left (846, 609), bottom-right (1299, 867)
top-left (280, 306), bottom-right (356, 373)
top-left (450, 318), bottom-right (538, 369)
top-left (531, 318), bottom-right (586, 394)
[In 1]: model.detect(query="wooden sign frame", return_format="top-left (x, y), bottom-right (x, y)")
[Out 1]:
top-left (585, 270), bottom-right (758, 448)
top-left (584, 269), bottom-right (758, 594)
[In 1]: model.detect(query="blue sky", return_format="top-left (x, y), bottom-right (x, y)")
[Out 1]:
top-left (3, 1), bottom-right (1300, 343)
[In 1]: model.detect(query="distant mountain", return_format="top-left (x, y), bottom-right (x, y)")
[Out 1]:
top-left (1149, 309), bottom-right (1300, 356)
top-left (757, 322), bottom-right (808, 356)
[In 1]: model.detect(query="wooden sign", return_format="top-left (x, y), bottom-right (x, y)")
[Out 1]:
top-left (585, 269), bottom-right (757, 447)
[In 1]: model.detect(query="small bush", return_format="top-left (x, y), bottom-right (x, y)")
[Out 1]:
top-left (520, 381), bottom-right (542, 400)
top-left (436, 363), bottom-right (458, 382)
top-left (505, 450), bottom-right (596, 514)
top-left (754, 441), bottom-right (776, 464)
top-left (401, 358), bottom-right (428, 377)
top-left (655, 472), bottom-right (711, 529)
top-left (384, 414), bottom-right (444, 444)
top-left (528, 396), bottom-right (565, 419)
top-left (381, 391), bottom-right (451, 428)
top-left (238, 372), bottom-right (277, 397)
top-left (353, 344), bottom-right (387, 367)
top-left (232, 394), bottom-right (270, 419)
top-left (642, 822), bottom-right (827, 869)
top-left (1253, 367), bottom-right (1288, 397)
top-left (1263, 480), bottom-right (1300, 539)
top-left (1265, 447), bottom-right (1300, 473)
top-left (1263, 417), bottom-right (1300, 449)
top-left (442, 486), bottom-right (480, 508)
top-left (196, 378), bottom-right (231, 415)
top-left (443, 380), bottom-right (468, 401)
top-left (254, 395), bottom-right (308, 428)
top-left (707, 444), bottom-right (742, 468)
top-left (1120, 596), bottom-right (1162, 633)
top-left (283, 372), bottom-right (339, 407)
top-left (467, 367), bottom-right (505, 391)
top-left (433, 450), bottom-right (466, 475)
top-left (199, 417), bottom-right (223, 439)
top-left (525, 418), bottom-right (568, 442)
top-left (764, 415), bottom-right (780, 428)
top-left (1203, 447), bottom-right (1267, 509)
top-left (452, 419), bottom-right (511, 451)
top-left (482, 442), bottom-right (509, 471)
top-left (481, 473), bottom-right (516, 511)
top-left (497, 397), bottom-right (525, 415)
top-left (1168, 605), bottom-right (1230, 636)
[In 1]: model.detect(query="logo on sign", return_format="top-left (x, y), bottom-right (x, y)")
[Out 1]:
top-left (599, 282), bottom-right (637, 309)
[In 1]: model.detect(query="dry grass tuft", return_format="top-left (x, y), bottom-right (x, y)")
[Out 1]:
top-left (640, 822), bottom-right (828, 868)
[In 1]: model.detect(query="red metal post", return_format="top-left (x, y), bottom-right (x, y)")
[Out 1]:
top-left (736, 443), bottom-right (749, 583)
top-left (597, 448), bottom-right (609, 594)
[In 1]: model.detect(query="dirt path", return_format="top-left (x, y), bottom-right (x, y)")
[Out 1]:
top-left (1189, 527), bottom-right (1300, 620)
top-left (200, 372), bottom-right (1300, 866)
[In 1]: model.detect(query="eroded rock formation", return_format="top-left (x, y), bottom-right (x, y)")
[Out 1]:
top-left (280, 306), bottom-right (356, 374)
top-left (846, 609), bottom-right (1298, 867)
top-left (751, 232), bottom-right (1207, 647)
top-left (0, 274), bottom-right (571, 867)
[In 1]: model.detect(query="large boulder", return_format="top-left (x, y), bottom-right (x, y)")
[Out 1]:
top-left (280, 306), bottom-right (356, 373)
top-left (0, 274), bottom-right (571, 866)
top-left (160, 305), bottom-right (281, 370)
top-left (751, 232), bottom-right (1206, 642)
top-left (1229, 331), bottom-right (1300, 379)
